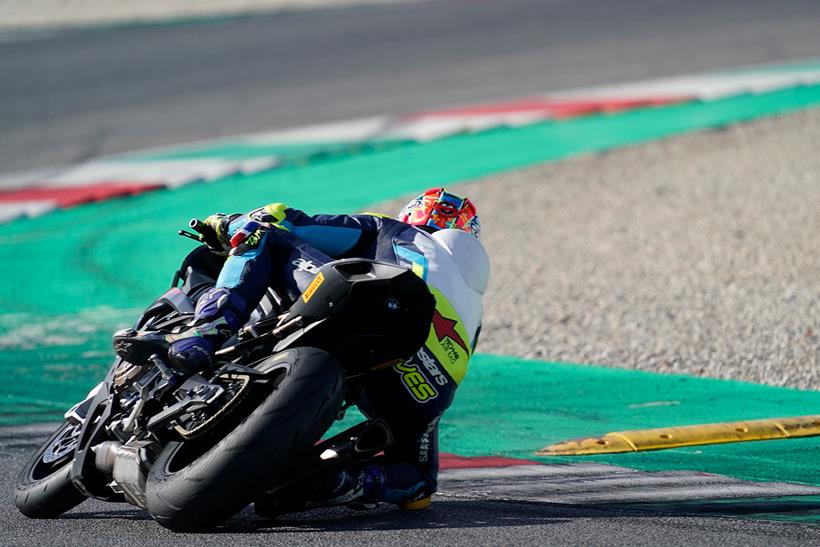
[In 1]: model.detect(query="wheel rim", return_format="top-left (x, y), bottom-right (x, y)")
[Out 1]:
top-left (30, 423), bottom-right (81, 480)
top-left (42, 423), bottom-right (81, 464)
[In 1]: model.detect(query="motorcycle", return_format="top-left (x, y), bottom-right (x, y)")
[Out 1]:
top-left (14, 220), bottom-right (435, 531)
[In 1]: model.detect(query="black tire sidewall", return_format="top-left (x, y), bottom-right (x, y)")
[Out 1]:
top-left (15, 421), bottom-right (86, 518)
top-left (145, 347), bottom-right (345, 531)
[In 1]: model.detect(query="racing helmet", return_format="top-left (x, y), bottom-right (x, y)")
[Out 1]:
top-left (397, 188), bottom-right (481, 239)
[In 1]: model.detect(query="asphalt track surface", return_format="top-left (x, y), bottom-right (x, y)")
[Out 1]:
top-left (5, 2), bottom-right (820, 544)
top-left (4, 0), bottom-right (820, 175)
top-left (3, 427), bottom-right (820, 546)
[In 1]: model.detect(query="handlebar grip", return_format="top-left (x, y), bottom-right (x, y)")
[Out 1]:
top-left (189, 218), bottom-right (207, 231)
top-left (189, 219), bottom-right (222, 249)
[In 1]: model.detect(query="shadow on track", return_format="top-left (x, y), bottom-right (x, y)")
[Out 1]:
top-left (35, 490), bottom-right (820, 530)
top-left (184, 500), bottom-right (619, 535)
top-left (62, 508), bottom-right (153, 521)
top-left (151, 497), bottom-right (820, 533)
top-left (54, 500), bottom-right (629, 532)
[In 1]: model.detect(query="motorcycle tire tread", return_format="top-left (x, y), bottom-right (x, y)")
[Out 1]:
top-left (14, 421), bottom-right (87, 518)
top-left (145, 347), bottom-right (344, 532)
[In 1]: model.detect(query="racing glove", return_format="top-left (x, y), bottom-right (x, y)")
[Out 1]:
top-left (202, 213), bottom-right (234, 255)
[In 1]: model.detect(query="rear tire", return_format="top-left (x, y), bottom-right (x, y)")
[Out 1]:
top-left (15, 421), bottom-right (86, 518)
top-left (145, 347), bottom-right (345, 531)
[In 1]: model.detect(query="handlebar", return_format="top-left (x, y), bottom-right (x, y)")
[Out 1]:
top-left (184, 218), bottom-right (223, 251)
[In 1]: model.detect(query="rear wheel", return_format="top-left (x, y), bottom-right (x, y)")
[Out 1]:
top-left (145, 347), bottom-right (345, 531)
top-left (15, 421), bottom-right (86, 518)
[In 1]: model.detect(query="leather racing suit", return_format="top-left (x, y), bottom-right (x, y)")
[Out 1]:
top-left (189, 202), bottom-right (489, 508)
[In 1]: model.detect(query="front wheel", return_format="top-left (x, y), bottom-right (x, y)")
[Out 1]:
top-left (15, 421), bottom-right (87, 518)
top-left (145, 347), bottom-right (345, 531)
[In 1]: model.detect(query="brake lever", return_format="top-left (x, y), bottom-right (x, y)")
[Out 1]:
top-left (178, 229), bottom-right (201, 242)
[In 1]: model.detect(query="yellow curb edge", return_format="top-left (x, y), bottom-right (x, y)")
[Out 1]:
top-left (536, 415), bottom-right (820, 456)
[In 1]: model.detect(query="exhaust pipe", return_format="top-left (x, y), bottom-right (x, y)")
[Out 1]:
top-left (92, 441), bottom-right (122, 474)
top-left (92, 439), bottom-right (159, 509)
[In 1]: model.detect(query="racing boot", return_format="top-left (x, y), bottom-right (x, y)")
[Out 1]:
top-left (398, 493), bottom-right (432, 510)
top-left (114, 286), bottom-right (247, 373)
top-left (112, 317), bottom-right (231, 374)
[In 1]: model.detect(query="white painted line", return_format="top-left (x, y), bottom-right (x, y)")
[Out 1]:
top-left (0, 0), bottom-right (438, 32)
top-left (380, 113), bottom-right (550, 142)
top-left (439, 464), bottom-right (820, 505)
top-left (236, 156), bottom-right (280, 173)
top-left (241, 116), bottom-right (389, 145)
top-left (0, 201), bottom-right (57, 222)
top-left (21, 157), bottom-right (278, 189)
top-left (489, 472), bottom-right (749, 494)
top-left (503, 112), bottom-right (555, 126)
top-left (440, 463), bottom-right (634, 482)
top-left (379, 118), bottom-right (469, 142)
top-left (552, 482), bottom-right (820, 504)
top-left (4, 58), bottom-right (820, 224)
top-left (548, 71), bottom-right (820, 102)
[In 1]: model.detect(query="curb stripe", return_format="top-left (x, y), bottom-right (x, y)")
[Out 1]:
top-left (438, 462), bottom-right (820, 505)
top-left (0, 200), bottom-right (57, 223)
top-left (2, 59), bottom-right (820, 224)
top-left (0, 182), bottom-right (164, 207)
top-left (405, 97), bottom-right (690, 119)
top-left (240, 116), bottom-right (390, 146)
top-left (0, 156), bottom-right (277, 222)
top-left (439, 463), bottom-right (627, 480)
top-left (440, 453), bottom-right (539, 469)
top-left (549, 71), bottom-right (820, 101)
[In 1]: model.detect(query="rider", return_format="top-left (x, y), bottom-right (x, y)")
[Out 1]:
top-left (114, 187), bottom-right (490, 512)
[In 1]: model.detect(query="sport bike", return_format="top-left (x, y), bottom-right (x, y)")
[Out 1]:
top-left (15, 220), bottom-right (434, 531)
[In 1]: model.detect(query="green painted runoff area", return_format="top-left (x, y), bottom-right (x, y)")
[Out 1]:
top-left (448, 355), bottom-right (820, 487)
top-left (326, 353), bottom-right (820, 487)
top-left (1, 83), bottom-right (819, 486)
top-left (4, 83), bottom-right (820, 319)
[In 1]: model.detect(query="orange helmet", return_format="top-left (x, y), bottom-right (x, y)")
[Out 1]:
top-left (397, 188), bottom-right (480, 239)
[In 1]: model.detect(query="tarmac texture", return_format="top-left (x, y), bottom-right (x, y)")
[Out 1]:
top-left (0, 0), bottom-right (409, 29)
top-left (4, 0), bottom-right (820, 175)
top-left (3, 427), bottom-right (820, 546)
top-left (4, 1), bottom-right (820, 543)
top-left (5, 109), bottom-right (820, 541)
